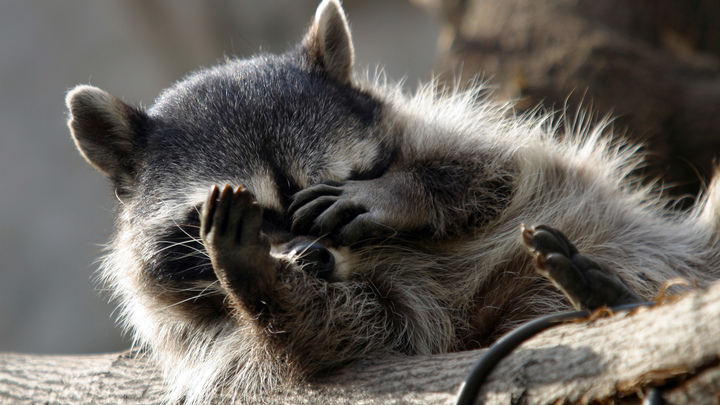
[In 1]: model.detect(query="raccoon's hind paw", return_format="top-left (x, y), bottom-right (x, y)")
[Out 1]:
top-left (521, 224), bottom-right (642, 310)
top-left (289, 180), bottom-right (389, 245)
top-left (201, 185), bottom-right (277, 299)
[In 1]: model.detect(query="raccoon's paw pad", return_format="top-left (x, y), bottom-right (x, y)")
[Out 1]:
top-left (201, 185), bottom-right (274, 289)
top-left (289, 181), bottom-right (368, 239)
top-left (521, 224), bottom-right (641, 310)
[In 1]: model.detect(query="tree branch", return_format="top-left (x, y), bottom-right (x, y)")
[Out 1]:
top-left (3, 281), bottom-right (720, 404)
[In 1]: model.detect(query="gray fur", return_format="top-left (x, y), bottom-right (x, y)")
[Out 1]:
top-left (66, 0), bottom-right (720, 403)
top-left (304, 0), bottom-right (354, 84)
top-left (66, 85), bottom-right (148, 193)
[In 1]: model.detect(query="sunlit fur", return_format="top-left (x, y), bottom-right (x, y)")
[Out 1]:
top-left (93, 75), bottom-right (720, 404)
top-left (67, 1), bottom-right (720, 404)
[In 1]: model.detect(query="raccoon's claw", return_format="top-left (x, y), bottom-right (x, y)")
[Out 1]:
top-left (201, 185), bottom-right (276, 299)
top-left (309, 200), bottom-right (368, 236)
top-left (522, 224), bottom-right (642, 310)
top-left (291, 196), bottom-right (360, 236)
top-left (288, 181), bottom-right (344, 216)
top-left (289, 181), bottom-right (369, 243)
top-left (522, 224), bottom-right (577, 258)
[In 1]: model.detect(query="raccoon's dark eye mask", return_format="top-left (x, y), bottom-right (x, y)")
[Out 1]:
top-left (261, 208), bottom-right (292, 241)
top-left (152, 207), bottom-right (214, 282)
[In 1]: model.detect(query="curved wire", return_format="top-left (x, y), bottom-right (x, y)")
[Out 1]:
top-left (454, 302), bottom-right (656, 405)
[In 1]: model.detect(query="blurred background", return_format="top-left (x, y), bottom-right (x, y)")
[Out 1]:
top-left (0, 0), bottom-right (440, 354)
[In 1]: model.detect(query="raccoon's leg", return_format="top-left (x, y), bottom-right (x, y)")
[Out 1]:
top-left (289, 173), bottom-right (482, 245)
top-left (522, 224), bottom-right (642, 310)
top-left (289, 158), bottom-right (514, 245)
top-left (200, 184), bottom-right (277, 307)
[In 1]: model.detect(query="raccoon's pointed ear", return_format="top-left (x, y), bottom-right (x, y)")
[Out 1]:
top-left (302, 0), bottom-right (354, 84)
top-left (66, 85), bottom-right (148, 192)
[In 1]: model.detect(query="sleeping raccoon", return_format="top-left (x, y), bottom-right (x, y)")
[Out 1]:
top-left (66, 0), bottom-right (720, 403)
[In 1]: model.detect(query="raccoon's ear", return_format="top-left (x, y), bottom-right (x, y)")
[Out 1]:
top-left (66, 85), bottom-right (148, 192)
top-left (302, 0), bottom-right (354, 84)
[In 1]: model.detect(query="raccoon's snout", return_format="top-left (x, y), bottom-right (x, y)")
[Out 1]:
top-left (291, 242), bottom-right (335, 280)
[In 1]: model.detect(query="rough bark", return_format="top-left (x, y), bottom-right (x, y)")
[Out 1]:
top-left (3, 281), bottom-right (720, 404)
top-left (413, 0), bottom-right (720, 199)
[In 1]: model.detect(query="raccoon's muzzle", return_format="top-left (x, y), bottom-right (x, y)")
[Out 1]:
top-left (288, 241), bottom-right (335, 280)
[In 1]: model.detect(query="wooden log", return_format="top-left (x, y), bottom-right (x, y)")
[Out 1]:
top-left (3, 281), bottom-right (720, 404)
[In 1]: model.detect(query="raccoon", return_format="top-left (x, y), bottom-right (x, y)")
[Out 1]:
top-left (66, 0), bottom-right (720, 403)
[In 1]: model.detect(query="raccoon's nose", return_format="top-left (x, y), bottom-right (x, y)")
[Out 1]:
top-left (292, 242), bottom-right (335, 280)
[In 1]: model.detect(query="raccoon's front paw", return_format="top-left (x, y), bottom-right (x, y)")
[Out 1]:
top-left (521, 224), bottom-right (642, 310)
top-left (201, 185), bottom-right (277, 299)
top-left (288, 180), bottom-right (392, 245)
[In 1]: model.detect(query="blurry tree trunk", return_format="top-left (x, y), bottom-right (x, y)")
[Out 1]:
top-left (414, 0), bottom-right (720, 199)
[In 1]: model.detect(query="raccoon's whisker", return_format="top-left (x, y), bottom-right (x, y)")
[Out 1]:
top-left (158, 282), bottom-right (221, 310)
top-left (168, 216), bottom-right (204, 238)
top-left (191, 280), bottom-right (221, 299)
top-left (155, 239), bottom-right (208, 257)
top-left (113, 187), bottom-right (126, 206)
top-left (312, 235), bottom-right (328, 244)
top-left (179, 263), bottom-right (214, 274)
top-left (297, 243), bottom-right (316, 258)
top-left (167, 251), bottom-right (210, 262)
top-left (176, 223), bottom-right (201, 229)
top-left (155, 240), bottom-right (200, 252)
top-left (293, 235), bottom-right (331, 258)
top-left (159, 294), bottom-right (212, 311)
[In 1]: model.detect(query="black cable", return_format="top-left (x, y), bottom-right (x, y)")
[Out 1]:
top-left (454, 302), bottom-right (655, 405)
top-left (644, 388), bottom-right (666, 405)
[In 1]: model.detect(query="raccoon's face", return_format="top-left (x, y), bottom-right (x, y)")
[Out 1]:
top-left (132, 55), bottom-right (386, 286)
top-left (136, 187), bottom-right (352, 285)
top-left (66, 11), bottom-right (386, 294)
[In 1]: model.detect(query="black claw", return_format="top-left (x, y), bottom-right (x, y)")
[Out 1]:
top-left (288, 182), bottom-right (344, 217)
top-left (201, 185), bottom-right (220, 237)
top-left (227, 187), bottom-right (251, 240)
top-left (526, 224), bottom-right (577, 257)
top-left (288, 180), bottom-right (380, 243)
top-left (310, 200), bottom-right (367, 237)
top-left (291, 196), bottom-right (338, 235)
top-left (213, 185), bottom-right (235, 235)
